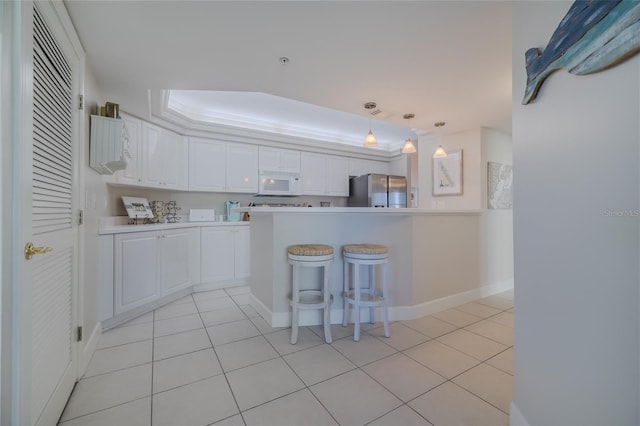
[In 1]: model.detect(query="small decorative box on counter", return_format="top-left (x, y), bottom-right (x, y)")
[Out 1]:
top-left (189, 209), bottom-right (216, 222)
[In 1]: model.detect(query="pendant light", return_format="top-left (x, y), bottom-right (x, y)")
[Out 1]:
top-left (433, 145), bottom-right (447, 158)
top-left (401, 113), bottom-right (417, 154)
top-left (432, 121), bottom-right (447, 158)
top-left (363, 102), bottom-right (378, 148)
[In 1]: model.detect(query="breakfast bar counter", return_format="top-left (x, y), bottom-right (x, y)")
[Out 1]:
top-left (245, 207), bottom-right (507, 328)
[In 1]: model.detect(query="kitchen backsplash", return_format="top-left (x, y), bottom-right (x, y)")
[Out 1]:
top-left (108, 186), bottom-right (347, 217)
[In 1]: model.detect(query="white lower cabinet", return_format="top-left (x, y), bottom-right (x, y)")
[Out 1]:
top-left (114, 228), bottom-right (199, 315)
top-left (234, 227), bottom-right (251, 279)
top-left (201, 226), bottom-right (250, 285)
top-left (160, 229), bottom-right (200, 296)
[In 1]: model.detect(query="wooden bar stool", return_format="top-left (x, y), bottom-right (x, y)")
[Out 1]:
top-left (342, 244), bottom-right (390, 341)
top-left (288, 244), bottom-right (334, 344)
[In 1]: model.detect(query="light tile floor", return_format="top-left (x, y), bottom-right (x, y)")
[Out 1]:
top-left (59, 287), bottom-right (514, 426)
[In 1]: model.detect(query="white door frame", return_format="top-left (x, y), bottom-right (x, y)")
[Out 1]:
top-left (1, 2), bottom-right (23, 424)
top-left (1, 1), bottom-right (85, 424)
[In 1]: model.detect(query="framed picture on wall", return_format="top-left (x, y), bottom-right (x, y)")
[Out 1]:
top-left (488, 161), bottom-right (513, 209)
top-left (433, 149), bottom-right (463, 196)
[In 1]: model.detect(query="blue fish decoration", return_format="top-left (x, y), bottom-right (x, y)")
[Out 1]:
top-left (523, 0), bottom-right (640, 104)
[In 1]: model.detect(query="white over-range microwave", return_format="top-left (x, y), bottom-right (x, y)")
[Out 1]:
top-left (258, 172), bottom-right (303, 196)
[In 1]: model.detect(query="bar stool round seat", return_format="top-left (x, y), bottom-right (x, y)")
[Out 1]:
top-left (287, 244), bottom-right (334, 344)
top-left (342, 244), bottom-right (390, 341)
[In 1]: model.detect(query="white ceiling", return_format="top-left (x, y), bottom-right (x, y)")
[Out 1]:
top-left (64, 1), bottom-right (513, 151)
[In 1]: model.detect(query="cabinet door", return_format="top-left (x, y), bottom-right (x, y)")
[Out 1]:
top-left (259, 147), bottom-right (301, 173)
top-left (348, 159), bottom-right (389, 177)
top-left (141, 122), bottom-right (163, 188)
top-left (258, 147), bottom-right (280, 172)
top-left (325, 156), bottom-right (349, 196)
top-left (370, 160), bottom-right (390, 175)
top-left (301, 152), bottom-right (325, 195)
top-left (279, 149), bottom-right (301, 173)
top-left (114, 232), bottom-right (160, 315)
top-left (160, 228), bottom-right (198, 296)
top-left (234, 227), bottom-right (251, 279)
top-left (389, 156), bottom-right (406, 176)
top-left (200, 227), bottom-right (235, 282)
top-left (226, 143), bottom-right (258, 193)
top-left (117, 114), bottom-right (143, 185)
top-left (189, 137), bottom-right (226, 192)
top-left (161, 130), bottom-right (188, 190)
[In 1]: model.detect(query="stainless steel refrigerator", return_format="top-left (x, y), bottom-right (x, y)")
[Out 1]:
top-left (347, 174), bottom-right (407, 208)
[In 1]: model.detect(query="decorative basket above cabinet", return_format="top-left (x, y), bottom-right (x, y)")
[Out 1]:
top-left (89, 115), bottom-right (130, 175)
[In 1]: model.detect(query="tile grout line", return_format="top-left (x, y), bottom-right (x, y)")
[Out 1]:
top-left (198, 289), bottom-right (247, 425)
top-left (150, 307), bottom-right (156, 426)
top-left (223, 290), bottom-right (344, 423)
top-left (69, 288), bottom-right (513, 425)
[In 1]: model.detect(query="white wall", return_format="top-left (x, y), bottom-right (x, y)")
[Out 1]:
top-left (512, 2), bottom-right (639, 425)
top-left (480, 128), bottom-right (513, 289)
top-left (418, 128), bottom-right (482, 210)
top-left (80, 66), bottom-right (110, 366)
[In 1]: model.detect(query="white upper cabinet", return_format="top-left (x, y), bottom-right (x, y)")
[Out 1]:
top-left (142, 122), bottom-right (163, 187)
top-left (112, 116), bottom-right (188, 190)
top-left (110, 115), bottom-right (397, 196)
top-left (259, 147), bottom-right (301, 173)
top-left (325, 156), bottom-right (349, 196)
top-left (116, 114), bottom-right (142, 185)
top-left (348, 158), bottom-right (390, 177)
top-left (389, 156), bottom-right (407, 177)
top-left (302, 153), bottom-right (349, 196)
top-left (370, 160), bottom-right (390, 175)
top-left (226, 143), bottom-right (259, 193)
top-left (161, 129), bottom-right (189, 190)
top-left (188, 138), bottom-right (258, 193)
top-left (301, 152), bottom-right (326, 195)
top-left (189, 137), bottom-right (226, 192)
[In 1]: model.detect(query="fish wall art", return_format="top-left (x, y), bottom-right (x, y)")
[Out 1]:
top-left (523, 0), bottom-right (640, 105)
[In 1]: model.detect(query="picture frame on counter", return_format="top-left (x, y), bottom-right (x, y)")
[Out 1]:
top-left (433, 149), bottom-right (463, 196)
top-left (122, 196), bottom-right (154, 219)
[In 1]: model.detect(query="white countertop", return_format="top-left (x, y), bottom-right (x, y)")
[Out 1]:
top-left (99, 216), bottom-right (249, 235)
top-left (243, 207), bottom-right (482, 215)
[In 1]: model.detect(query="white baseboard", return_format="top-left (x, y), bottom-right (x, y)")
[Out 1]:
top-left (249, 293), bottom-right (274, 325)
top-left (400, 279), bottom-right (514, 320)
top-left (193, 279), bottom-right (249, 292)
top-left (253, 280), bottom-right (514, 328)
top-left (102, 287), bottom-right (193, 330)
top-left (509, 402), bottom-right (529, 426)
top-left (78, 322), bottom-right (101, 378)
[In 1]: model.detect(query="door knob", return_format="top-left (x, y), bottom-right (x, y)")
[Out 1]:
top-left (24, 242), bottom-right (53, 260)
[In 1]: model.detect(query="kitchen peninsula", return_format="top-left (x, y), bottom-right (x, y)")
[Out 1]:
top-left (247, 207), bottom-right (508, 327)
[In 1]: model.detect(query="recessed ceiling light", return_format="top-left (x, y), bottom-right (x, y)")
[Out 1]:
top-left (279, 57), bottom-right (290, 65)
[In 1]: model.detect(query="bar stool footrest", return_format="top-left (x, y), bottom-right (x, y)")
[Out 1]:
top-left (343, 290), bottom-right (386, 306)
top-left (290, 291), bottom-right (333, 310)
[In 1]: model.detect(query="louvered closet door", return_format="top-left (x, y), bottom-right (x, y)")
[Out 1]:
top-left (19, 2), bottom-right (81, 425)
